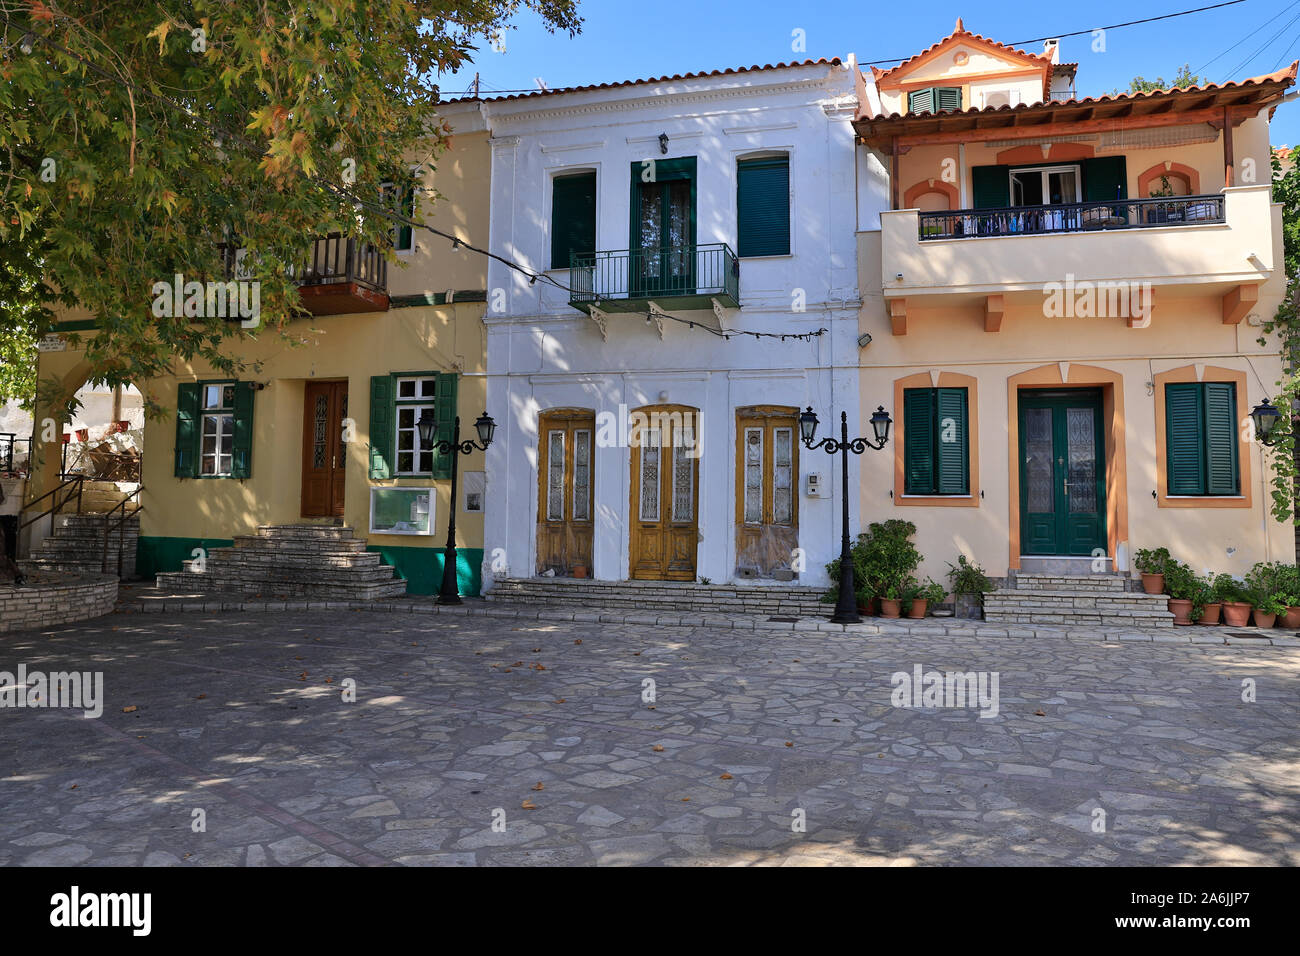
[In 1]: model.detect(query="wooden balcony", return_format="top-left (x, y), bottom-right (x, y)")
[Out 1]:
top-left (221, 234), bottom-right (389, 316)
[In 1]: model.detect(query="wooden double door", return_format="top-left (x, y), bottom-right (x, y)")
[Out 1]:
top-left (735, 406), bottom-right (799, 577)
top-left (536, 409), bottom-right (595, 576)
top-left (301, 380), bottom-right (348, 518)
top-left (629, 405), bottom-right (699, 581)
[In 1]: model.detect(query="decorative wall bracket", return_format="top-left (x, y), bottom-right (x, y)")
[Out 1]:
top-left (587, 304), bottom-right (608, 341)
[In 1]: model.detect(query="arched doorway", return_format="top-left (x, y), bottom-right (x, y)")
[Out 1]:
top-left (535, 408), bottom-right (595, 576)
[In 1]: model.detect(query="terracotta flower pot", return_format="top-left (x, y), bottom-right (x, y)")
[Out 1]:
top-left (1140, 573), bottom-right (1165, 595)
top-left (1253, 609), bottom-right (1277, 628)
top-left (1222, 602), bottom-right (1252, 627)
top-left (907, 599), bottom-right (928, 619)
top-left (572, 565), bottom-right (588, 578)
top-left (1200, 602), bottom-right (1222, 625)
top-left (1167, 598), bottom-right (1193, 626)
top-left (1281, 606), bottom-right (1300, 629)
top-left (880, 598), bottom-right (902, 619)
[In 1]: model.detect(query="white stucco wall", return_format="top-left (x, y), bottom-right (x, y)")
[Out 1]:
top-left (481, 61), bottom-right (889, 589)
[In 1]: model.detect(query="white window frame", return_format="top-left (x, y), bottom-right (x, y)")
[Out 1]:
top-left (1008, 164), bottom-right (1082, 207)
top-left (200, 382), bottom-right (236, 477)
top-left (393, 376), bottom-right (438, 476)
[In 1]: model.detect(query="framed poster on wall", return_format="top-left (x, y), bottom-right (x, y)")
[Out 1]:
top-left (369, 487), bottom-right (433, 535)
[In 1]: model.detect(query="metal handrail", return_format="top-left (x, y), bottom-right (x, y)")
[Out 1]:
top-left (18, 475), bottom-right (85, 531)
top-left (101, 486), bottom-right (143, 577)
top-left (917, 194), bottom-right (1226, 240)
top-left (569, 242), bottom-right (740, 305)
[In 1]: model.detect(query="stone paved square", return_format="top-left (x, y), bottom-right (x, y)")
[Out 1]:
top-left (1, 610), bottom-right (1297, 866)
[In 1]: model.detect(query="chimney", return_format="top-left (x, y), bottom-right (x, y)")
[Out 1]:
top-left (1042, 38), bottom-right (1060, 64)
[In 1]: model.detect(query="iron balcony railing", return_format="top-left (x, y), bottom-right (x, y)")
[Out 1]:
top-left (917, 194), bottom-right (1226, 241)
top-left (219, 234), bottom-right (388, 294)
top-left (0, 433), bottom-right (31, 476)
top-left (569, 243), bottom-right (740, 309)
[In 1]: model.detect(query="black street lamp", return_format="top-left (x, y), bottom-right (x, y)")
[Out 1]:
top-left (800, 405), bottom-right (892, 624)
top-left (417, 410), bottom-right (496, 604)
top-left (1248, 397), bottom-right (1282, 446)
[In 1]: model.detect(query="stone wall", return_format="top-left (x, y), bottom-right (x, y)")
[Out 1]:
top-left (0, 574), bottom-right (119, 633)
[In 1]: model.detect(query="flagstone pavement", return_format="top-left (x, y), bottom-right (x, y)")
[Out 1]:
top-left (1, 608), bottom-right (1297, 866)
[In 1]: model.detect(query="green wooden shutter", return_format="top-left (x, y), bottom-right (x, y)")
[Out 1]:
top-left (737, 157), bottom-right (790, 258)
top-left (972, 165), bottom-right (1010, 208)
top-left (903, 389), bottom-right (936, 495)
top-left (369, 374), bottom-right (394, 479)
top-left (230, 382), bottom-right (254, 479)
top-left (397, 184), bottom-right (415, 252)
top-left (935, 87), bottom-right (962, 112)
top-left (908, 88), bottom-right (935, 115)
top-left (935, 387), bottom-right (969, 495)
top-left (174, 382), bottom-right (199, 478)
top-left (1165, 383), bottom-right (1206, 495)
top-left (432, 372), bottom-right (458, 480)
top-left (551, 172), bottom-right (597, 269)
top-left (1084, 156), bottom-right (1128, 202)
top-left (1203, 382), bottom-right (1240, 495)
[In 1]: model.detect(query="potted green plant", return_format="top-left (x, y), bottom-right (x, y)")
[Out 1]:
top-left (1133, 547), bottom-right (1171, 594)
top-left (907, 579), bottom-right (946, 619)
top-left (1200, 572), bottom-right (1226, 625)
top-left (1278, 564), bottom-right (1300, 628)
top-left (1163, 562), bottom-right (1199, 626)
top-left (878, 572), bottom-right (910, 618)
top-left (1252, 594), bottom-right (1284, 628)
top-left (855, 586), bottom-right (875, 616)
top-left (946, 554), bottom-right (994, 620)
top-left (1215, 575), bottom-right (1252, 627)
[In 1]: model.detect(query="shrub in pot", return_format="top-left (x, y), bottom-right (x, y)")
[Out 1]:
top-left (946, 555), bottom-right (994, 620)
top-left (1163, 562), bottom-right (1200, 626)
top-left (1252, 594), bottom-right (1285, 628)
top-left (878, 573), bottom-right (910, 619)
top-left (907, 579), bottom-right (946, 619)
top-left (1213, 575), bottom-right (1252, 627)
top-left (1134, 547), bottom-right (1171, 594)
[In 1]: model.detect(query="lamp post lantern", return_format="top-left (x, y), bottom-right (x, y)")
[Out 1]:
top-left (800, 405), bottom-right (892, 624)
top-left (1248, 397), bottom-right (1282, 447)
top-left (417, 409), bottom-right (496, 604)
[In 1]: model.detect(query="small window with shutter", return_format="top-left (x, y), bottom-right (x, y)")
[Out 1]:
top-left (908, 87), bottom-right (962, 115)
top-left (736, 156), bottom-right (790, 258)
top-left (903, 387), bottom-right (969, 495)
top-left (1165, 382), bottom-right (1240, 496)
top-left (550, 171), bottom-right (597, 269)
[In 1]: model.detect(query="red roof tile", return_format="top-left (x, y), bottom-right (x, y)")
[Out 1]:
top-left (444, 58), bottom-right (844, 104)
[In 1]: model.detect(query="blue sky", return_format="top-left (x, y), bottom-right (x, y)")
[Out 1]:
top-left (441, 0), bottom-right (1300, 146)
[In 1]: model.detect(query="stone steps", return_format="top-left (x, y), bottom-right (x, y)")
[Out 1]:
top-left (156, 524), bottom-right (406, 600)
top-left (487, 577), bottom-right (829, 616)
top-left (986, 574), bottom-right (1173, 627)
top-left (21, 513), bottom-right (139, 579)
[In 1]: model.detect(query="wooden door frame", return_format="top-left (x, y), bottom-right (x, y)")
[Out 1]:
top-left (535, 408), bottom-right (596, 576)
top-left (628, 403), bottom-right (701, 581)
top-left (300, 379), bottom-right (348, 518)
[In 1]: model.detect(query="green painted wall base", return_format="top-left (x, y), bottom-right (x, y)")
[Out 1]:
top-left (137, 536), bottom-right (235, 579)
top-left (367, 545), bottom-right (484, 597)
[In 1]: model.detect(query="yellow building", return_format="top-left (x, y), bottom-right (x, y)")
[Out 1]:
top-left (855, 21), bottom-right (1296, 582)
top-left (30, 102), bottom-right (493, 595)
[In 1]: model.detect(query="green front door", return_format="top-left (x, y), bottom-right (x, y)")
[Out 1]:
top-left (630, 157), bottom-right (696, 297)
top-left (1019, 389), bottom-right (1107, 556)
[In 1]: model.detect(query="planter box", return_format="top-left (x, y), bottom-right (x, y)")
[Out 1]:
top-left (954, 593), bottom-right (984, 620)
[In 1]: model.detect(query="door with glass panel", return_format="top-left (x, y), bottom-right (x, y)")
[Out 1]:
top-left (301, 380), bottom-right (348, 517)
top-left (735, 407), bottom-right (799, 578)
top-left (1019, 390), bottom-right (1106, 556)
top-left (630, 158), bottom-right (695, 298)
top-left (536, 409), bottom-right (595, 577)
top-left (629, 405), bottom-right (699, 581)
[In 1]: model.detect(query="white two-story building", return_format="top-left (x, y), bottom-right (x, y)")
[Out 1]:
top-left (477, 58), bottom-right (888, 590)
